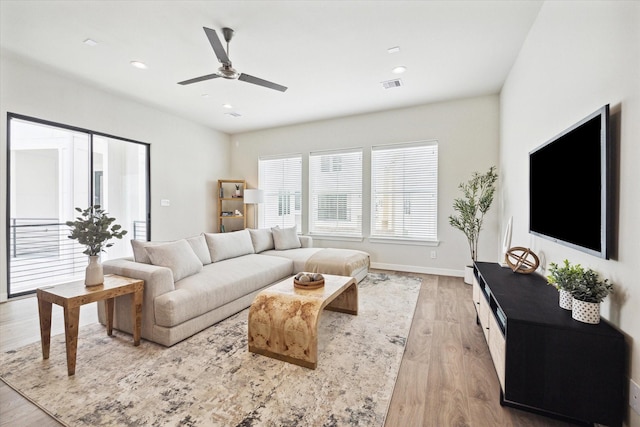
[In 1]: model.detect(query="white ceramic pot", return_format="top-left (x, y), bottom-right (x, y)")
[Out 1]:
top-left (463, 265), bottom-right (474, 285)
top-left (85, 255), bottom-right (104, 287)
top-left (571, 298), bottom-right (600, 324)
top-left (558, 289), bottom-right (573, 310)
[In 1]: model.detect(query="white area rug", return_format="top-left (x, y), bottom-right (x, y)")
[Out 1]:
top-left (1, 272), bottom-right (421, 427)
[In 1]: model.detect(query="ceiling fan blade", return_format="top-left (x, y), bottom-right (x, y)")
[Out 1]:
top-left (177, 73), bottom-right (220, 85)
top-left (238, 73), bottom-right (288, 92)
top-left (203, 27), bottom-right (230, 65)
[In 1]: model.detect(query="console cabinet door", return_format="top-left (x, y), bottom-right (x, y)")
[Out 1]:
top-left (478, 294), bottom-right (490, 342)
top-left (488, 314), bottom-right (506, 392)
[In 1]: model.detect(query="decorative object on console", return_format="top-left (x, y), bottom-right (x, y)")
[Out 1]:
top-left (570, 267), bottom-right (613, 324)
top-left (448, 166), bottom-right (498, 284)
top-left (499, 216), bottom-right (513, 267)
top-left (244, 188), bottom-right (264, 229)
top-left (65, 205), bottom-right (127, 287)
top-left (546, 259), bottom-right (582, 310)
top-left (504, 247), bottom-right (539, 274)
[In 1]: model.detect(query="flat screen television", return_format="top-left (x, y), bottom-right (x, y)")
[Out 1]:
top-left (529, 105), bottom-right (611, 259)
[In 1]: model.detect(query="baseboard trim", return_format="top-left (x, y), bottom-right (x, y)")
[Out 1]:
top-left (370, 262), bottom-right (463, 278)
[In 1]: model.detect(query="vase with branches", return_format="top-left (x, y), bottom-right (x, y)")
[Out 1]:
top-left (66, 205), bottom-right (127, 286)
top-left (449, 166), bottom-right (498, 282)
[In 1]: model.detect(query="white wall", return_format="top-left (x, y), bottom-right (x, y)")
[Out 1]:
top-left (500, 2), bottom-right (640, 426)
top-left (230, 94), bottom-right (500, 276)
top-left (0, 52), bottom-right (231, 301)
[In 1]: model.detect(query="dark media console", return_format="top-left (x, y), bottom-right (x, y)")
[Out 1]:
top-left (472, 262), bottom-right (624, 426)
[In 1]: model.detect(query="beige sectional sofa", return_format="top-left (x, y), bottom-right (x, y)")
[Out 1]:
top-left (100, 227), bottom-right (369, 347)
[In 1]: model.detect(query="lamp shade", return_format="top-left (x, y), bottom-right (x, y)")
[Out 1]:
top-left (244, 189), bottom-right (264, 204)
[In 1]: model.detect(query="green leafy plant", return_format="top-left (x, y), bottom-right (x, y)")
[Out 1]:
top-left (546, 259), bottom-right (583, 292)
top-left (448, 166), bottom-right (498, 262)
top-left (571, 268), bottom-right (613, 303)
top-left (66, 205), bottom-right (128, 256)
top-left (235, 184), bottom-right (240, 190)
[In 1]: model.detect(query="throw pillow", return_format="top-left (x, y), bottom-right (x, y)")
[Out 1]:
top-left (145, 239), bottom-right (203, 282)
top-left (248, 228), bottom-right (275, 253)
top-left (204, 229), bottom-right (255, 262)
top-left (131, 240), bottom-right (166, 264)
top-left (186, 234), bottom-right (212, 265)
top-left (271, 225), bottom-right (301, 250)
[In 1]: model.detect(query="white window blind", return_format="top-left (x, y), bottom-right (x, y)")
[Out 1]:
top-left (371, 141), bottom-right (438, 241)
top-left (258, 155), bottom-right (302, 231)
top-left (309, 149), bottom-right (362, 236)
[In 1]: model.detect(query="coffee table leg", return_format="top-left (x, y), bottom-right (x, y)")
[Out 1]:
top-left (132, 288), bottom-right (143, 346)
top-left (37, 295), bottom-right (52, 360)
top-left (326, 282), bottom-right (358, 315)
top-left (63, 306), bottom-right (80, 376)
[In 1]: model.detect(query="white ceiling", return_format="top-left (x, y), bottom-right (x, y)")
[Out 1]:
top-left (0, 0), bottom-right (543, 134)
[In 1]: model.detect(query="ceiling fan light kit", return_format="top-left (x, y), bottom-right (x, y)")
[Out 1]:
top-left (178, 27), bottom-right (287, 92)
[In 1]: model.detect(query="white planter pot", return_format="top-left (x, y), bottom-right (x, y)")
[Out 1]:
top-left (85, 255), bottom-right (104, 287)
top-left (571, 298), bottom-right (600, 324)
top-left (558, 289), bottom-right (573, 310)
top-left (463, 265), bottom-right (474, 285)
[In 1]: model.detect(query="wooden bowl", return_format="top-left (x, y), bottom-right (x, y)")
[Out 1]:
top-left (293, 273), bottom-right (325, 289)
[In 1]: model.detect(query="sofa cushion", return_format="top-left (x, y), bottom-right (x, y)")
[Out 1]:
top-left (271, 226), bottom-right (301, 250)
top-left (145, 239), bottom-right (203, 282)
top-left (186, 235), bottom-right (212, 265)
top-left (154, 254), bottom-right (294, 327)
top-left (248, 228), bottom-right (275, 253)
top-left (261, 247), bottom-right (324, 272)
top-left (204, 229), bottom-right (255, 262)
top-left (131, 240), bottom-right (166, 264)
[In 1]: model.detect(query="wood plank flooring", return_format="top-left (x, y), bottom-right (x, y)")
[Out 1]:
top-left (0, 272), bottom-right (575, 426)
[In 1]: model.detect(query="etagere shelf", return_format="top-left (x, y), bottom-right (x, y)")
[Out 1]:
top-left (217, 179), bottom-right (246, 232)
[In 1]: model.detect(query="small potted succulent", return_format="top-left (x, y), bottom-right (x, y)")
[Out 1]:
top-left (235, 184), bottom-right (241, 196)
top-left (66, 205), bottom-right (127, 286)
top-left (570, 268), bottom-right (613, 324)
top-left (546, 259), bottom-right (583, 310)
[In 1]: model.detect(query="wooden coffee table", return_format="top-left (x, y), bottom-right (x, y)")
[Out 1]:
top-left (248, 274), bottom-right (357, 369)
top-left (37, 274), bottom-right (144, 376)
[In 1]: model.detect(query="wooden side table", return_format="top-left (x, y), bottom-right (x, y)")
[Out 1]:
top-left (36, 274), bottom-right (144, 376)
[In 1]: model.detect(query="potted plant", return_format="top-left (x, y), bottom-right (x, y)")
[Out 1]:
top-left (546, 259), bottom-right (582, 310)
top-left (570, 268), bottom-right (613, 324)
top-left (449, 166), bottom-right (498, 284)
top-left (235, 184), bottom-right (241, 196)
top-left (66, 205), bottom-right (128, 286)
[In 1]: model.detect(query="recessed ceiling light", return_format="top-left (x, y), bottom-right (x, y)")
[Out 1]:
top-left (222, 104), bottom-right (233, 109)
top-left (130, 61), bottom-right (148, 69)
top-left (392, 66), bottom-right (407, 74)
top-left (201, 94), bottom-right (210, 98)
top-left (387, 46), bottom-right (401, 54)
top-left (83, 38), bottom-right (98, 46)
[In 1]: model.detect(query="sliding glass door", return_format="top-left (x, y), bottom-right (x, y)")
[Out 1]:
top-left (7, 114), bottom-right (150, 297)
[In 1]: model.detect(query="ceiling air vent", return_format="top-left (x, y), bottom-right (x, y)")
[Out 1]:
top-left (381, 79), bottom-right (403, 89)
top-left (225, 112), bottom-right (242, 118)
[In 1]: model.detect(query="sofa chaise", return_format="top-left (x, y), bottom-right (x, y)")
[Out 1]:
top-left (100, 227), bottom-right (370, 347)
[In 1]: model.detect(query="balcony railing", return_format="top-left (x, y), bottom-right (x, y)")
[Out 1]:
top-left (8, 218), bottom-right (147, 297)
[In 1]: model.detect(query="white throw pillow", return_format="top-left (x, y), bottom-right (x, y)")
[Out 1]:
top-left (204, 229), bottom-right (255, 262)
top-left (186, 234), bottom-right (212, 265)
top-left (131, 240), bottom-right (166, 264)
top-left (271, 226), bottom-right (301, 250)
top-left (248, 228), bottom-right (275, 253)
top-left (145, 239), bottom-right (203, 282)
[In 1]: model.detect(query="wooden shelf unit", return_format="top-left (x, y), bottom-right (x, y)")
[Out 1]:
top-left (217, 179), bottom-right (246, 232)
top-left (472, 262), bottom-right (624, 427)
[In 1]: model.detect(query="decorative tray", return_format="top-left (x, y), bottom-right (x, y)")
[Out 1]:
top-left (293, 272), bottom-right (325, 289)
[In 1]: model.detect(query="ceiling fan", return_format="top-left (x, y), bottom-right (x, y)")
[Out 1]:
top-left (178, 27), bottom-right (288, 92)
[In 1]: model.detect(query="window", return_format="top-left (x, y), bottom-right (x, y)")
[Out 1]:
top-left (309, 149), bottom-right (362, 236)
top-left (259, 155), bottom-right (302, 231)
top-left (371, 141), bottom-right (438, 241)
top-left (7, 114), bottom-right (150, 297)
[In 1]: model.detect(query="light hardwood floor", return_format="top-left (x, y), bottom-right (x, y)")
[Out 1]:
top-left (0, 272), bottom-right (575, 426)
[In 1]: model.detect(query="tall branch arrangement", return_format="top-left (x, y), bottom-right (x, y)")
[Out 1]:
top-left (448, 166), bottom-right (498, 262)
top-left (66, 205), bottom-right (128, 256)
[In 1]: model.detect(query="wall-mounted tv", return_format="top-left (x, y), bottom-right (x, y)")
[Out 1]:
top-left (529, 105), bottom-right (611, 259)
